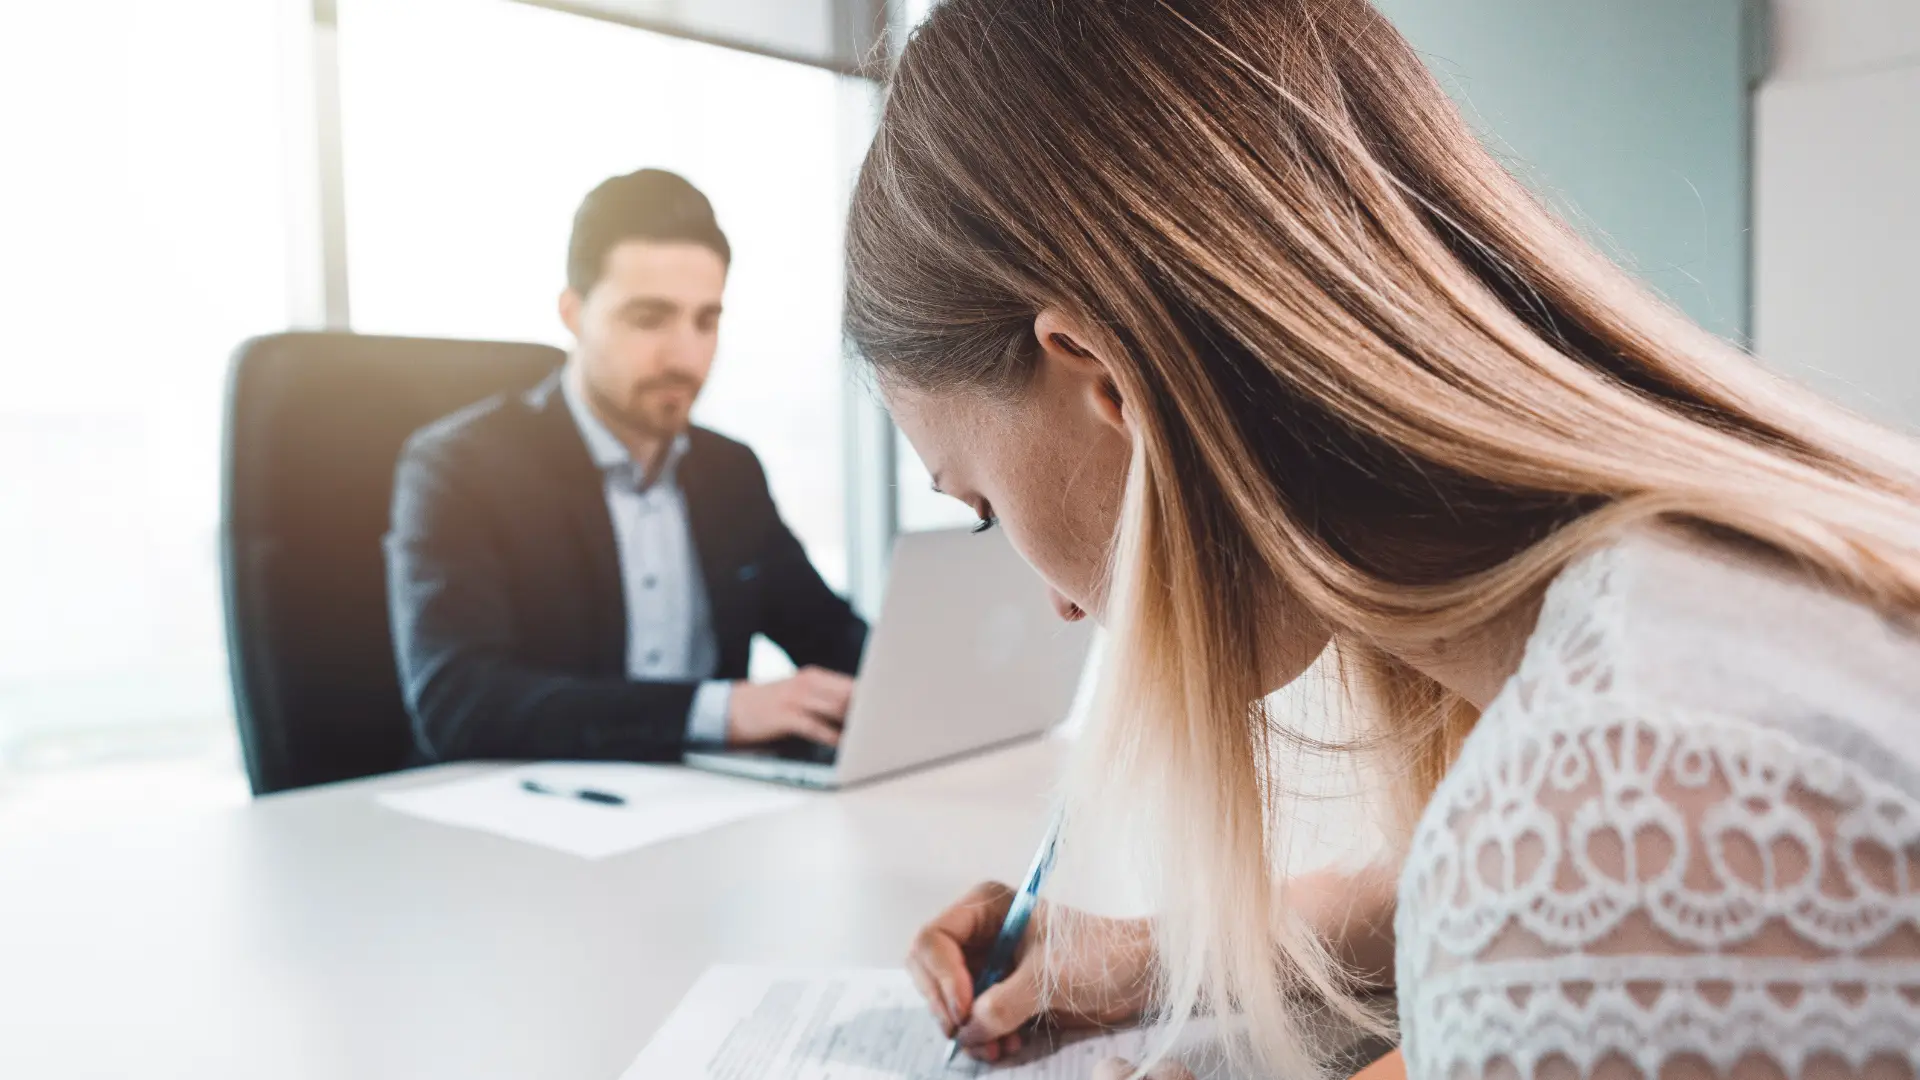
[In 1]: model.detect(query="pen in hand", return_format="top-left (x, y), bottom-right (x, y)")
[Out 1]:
top-left (944, 809), bottom-right (1064, 1067)
top-left (520, 778), bottom-right (627, 806)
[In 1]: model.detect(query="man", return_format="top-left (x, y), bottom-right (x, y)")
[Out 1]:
top-left (385, 168), bottom-right (866, 762)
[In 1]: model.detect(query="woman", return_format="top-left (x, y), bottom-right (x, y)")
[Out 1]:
top-left (847, 1), bottom-right (1920, 1078)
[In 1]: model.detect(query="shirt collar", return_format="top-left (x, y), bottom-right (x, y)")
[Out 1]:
top-left (561, 365), bottom-right (690, 493)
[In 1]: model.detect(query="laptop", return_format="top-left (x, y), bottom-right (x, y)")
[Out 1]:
top-left (683, 526), bottom-right (1095, 790)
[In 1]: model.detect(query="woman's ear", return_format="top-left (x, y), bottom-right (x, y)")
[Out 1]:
top-left (1035, 307), bottom-right (1127, 433)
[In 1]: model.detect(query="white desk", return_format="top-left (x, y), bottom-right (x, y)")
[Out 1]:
top-left (0, 739), bottom-right (1071, 1080)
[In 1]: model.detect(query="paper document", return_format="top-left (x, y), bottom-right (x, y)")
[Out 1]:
top-left (624, 966), bottom-right (1239, 1079)
top-left (377, 762), bottom-right (805, 859)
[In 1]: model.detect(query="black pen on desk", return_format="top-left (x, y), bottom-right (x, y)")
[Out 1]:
top-left (520, 778), bottom-right (627, 806)
top-left (944, 808), bottom-right (1064, 1067)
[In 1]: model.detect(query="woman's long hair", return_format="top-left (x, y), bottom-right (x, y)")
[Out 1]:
top-left (844, 1), bottom-right (1920, 1074)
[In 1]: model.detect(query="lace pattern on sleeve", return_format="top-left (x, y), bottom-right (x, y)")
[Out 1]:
top-left (1396, 548), bottom-right (1920, 1080)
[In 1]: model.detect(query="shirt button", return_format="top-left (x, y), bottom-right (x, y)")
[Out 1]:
top-left (643, 575), bottom-right (658, 589)
top-left (646, 649), bottom-right (662, 666)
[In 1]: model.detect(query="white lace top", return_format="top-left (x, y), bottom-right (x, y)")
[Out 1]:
top-left (1396, 529), bottom-right (1920, 1080)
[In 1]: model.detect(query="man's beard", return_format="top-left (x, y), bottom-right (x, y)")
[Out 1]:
top-left (587, 373), bottom-right (703, 443)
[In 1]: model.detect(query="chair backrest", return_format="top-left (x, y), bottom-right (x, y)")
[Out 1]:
top-left (221, 332), bottom-right (564, 795)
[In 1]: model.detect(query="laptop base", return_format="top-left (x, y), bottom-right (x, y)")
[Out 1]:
top-left (682, 751), bottom-right (840, 790)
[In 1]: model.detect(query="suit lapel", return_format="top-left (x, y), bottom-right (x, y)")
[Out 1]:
top-left (522, 374), bottom-right (627, 669)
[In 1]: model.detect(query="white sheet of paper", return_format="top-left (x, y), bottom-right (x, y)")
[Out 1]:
top-left (624, 966), bottom-right (1239, 1080)
top-left (376, 762), bottom-right (806, 859)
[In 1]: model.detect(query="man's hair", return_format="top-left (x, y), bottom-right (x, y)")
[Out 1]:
top-left (566, 168), bottom-right (731, 294)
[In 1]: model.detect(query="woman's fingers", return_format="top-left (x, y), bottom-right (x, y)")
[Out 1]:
top-left (955, 955), bottom-right (1042, 1046)
top-left (905, 926), bottom-right (969, 1032)
top-left (906, 882), bottom-right (1016, 1034)
top-left (904, 951), bottom-right (955, 1034)
top-left (1092, 1059), bottom-right (1196, 1080)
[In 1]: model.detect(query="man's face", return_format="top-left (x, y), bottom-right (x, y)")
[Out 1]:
top-left (560, 239), bottom-right (726, 442)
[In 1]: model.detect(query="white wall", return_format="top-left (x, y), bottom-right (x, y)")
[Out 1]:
top-left (1754, 0), bottom-right (1920, 429)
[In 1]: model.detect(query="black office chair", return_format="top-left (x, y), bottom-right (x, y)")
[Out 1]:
top-left (221, 332), bottom-right (564, 795)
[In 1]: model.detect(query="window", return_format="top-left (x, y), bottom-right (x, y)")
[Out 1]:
top-left (555, 0), bottom-right (884, 73)
top-left (883, 0), bottom-right (1007, 536)
top-left (895, 429), bottom-right (983, 533)
top-left (0, 0), bottom-right (286, 809)
top-left (899, 0), bottom-right (938, 31)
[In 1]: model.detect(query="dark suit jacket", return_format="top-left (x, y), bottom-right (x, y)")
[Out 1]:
top-left (384, 371), bottom-right (867, 762)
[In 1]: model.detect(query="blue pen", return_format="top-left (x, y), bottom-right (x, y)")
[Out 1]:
top-left (944, 809), bottom-right (1064, 1067)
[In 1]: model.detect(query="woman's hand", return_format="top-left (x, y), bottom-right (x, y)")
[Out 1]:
top-left (1093, 1059), bottom-right (1193, 1080)
top-left (907, 881), bottom-right (1155, 1064)
top-left (1286, 864), bottom-right (1399, 991)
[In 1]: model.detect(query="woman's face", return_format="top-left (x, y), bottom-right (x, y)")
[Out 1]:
top-left (886, 313), bottom-right (1335, 691)
top-left (884, 324), bottom-right (1132, 624)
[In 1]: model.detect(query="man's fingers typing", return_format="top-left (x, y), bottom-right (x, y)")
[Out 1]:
top-left (799, 688), bottom-right (850, 720)
top-left (796, 668), bottom-right (855, 715)
top-left (792, 713), bottom-right (842, 747)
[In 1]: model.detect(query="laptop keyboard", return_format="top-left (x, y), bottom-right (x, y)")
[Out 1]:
top-left (765, 737), bottom-right (839, 766)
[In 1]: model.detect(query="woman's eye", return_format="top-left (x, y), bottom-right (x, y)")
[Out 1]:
top-left (970, 515), bottom-right (998, 534)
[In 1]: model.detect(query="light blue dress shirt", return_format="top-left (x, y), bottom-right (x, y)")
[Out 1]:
top-left (561, 371), bottom-right (733, 746)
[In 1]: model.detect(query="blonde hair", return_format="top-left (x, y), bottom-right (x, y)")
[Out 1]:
top-left (844, 0), bottom-right (1920, 1074)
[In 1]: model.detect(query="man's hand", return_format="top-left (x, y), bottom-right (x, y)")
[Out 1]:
top-left (725, 667), bottom-right (854, 748)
